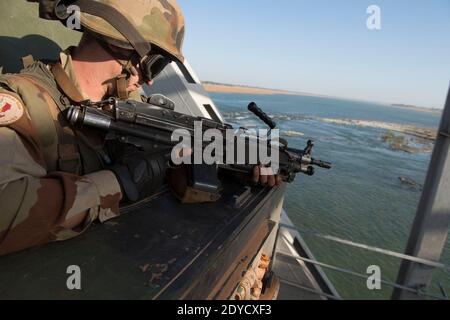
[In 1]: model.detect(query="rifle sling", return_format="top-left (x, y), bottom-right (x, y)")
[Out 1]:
top-left (50, 63), bottom-right (85, 104)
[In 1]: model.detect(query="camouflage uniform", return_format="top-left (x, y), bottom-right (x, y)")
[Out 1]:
top-left (0, 0), bottom-right (186, 256)
top-left (80, 0), bottom-right (185, 62)
top-left (0, 49), bottom-right (122, 256)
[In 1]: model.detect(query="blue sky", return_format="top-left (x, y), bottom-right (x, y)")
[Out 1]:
top-left (177, 0), bottom-right (450, 109)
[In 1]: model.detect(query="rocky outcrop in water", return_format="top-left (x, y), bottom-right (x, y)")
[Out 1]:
top-left (381, 131), bottom-right (434, 153)
top-left (224, 112), bottom-right (436, 153)
top-left (398, 176), bottom-right (423, 191)
top-left (282, 130), bottom-right (304, 137)
top-left (316, 118), bottom-right (436, 153)
top-left (320, 118), bottom-right (437, 141)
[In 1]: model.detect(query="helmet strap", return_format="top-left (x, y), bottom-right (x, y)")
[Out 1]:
top-left (115, 74), bottom-right (129, 100)
top-left (114, 54), bottom-right (141, 100)
top-left (95, 36), bottom-right (139, 99)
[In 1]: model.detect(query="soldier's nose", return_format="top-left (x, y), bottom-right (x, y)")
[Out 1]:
top-left (146, 80), bottom-right (154, 86)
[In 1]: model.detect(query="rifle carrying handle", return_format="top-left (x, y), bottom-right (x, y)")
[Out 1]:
top-left (248, 102), bottom-right (277, 129)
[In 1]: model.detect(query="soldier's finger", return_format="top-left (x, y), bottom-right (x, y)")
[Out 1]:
top-left (252, 166), bottom-right (260, 183)
top-left (260, 165), bottom-right (274, 176)
top-left (276, 175), bottom-right (283, 186)
top-left (259, 170), bottom-right (268, 185)
top-left (179, 147), bottom-right (192, 158)
top-left (173, 146), bottom-right (192, 160)
top-left (267, 175), bottom-right (276, 187)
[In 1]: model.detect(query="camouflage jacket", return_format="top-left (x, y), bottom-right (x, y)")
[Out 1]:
top-left (0, 50), bottom-right (123, 256)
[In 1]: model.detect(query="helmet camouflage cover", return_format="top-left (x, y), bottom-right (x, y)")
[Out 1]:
top-left (80, 0), bottom-right (185, 62)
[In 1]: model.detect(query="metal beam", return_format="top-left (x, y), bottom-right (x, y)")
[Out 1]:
top-left (392, 85), bottom-right (450, 300)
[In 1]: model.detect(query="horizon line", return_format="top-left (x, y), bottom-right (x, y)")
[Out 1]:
top-left (202, 80), bottom-right (445, 111)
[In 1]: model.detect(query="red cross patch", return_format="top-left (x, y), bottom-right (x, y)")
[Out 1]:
top-left (0, 93), bottom-right (24, 126)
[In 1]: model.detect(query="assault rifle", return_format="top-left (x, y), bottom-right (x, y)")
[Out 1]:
top-left (66, 95), bottom-right (331, 200)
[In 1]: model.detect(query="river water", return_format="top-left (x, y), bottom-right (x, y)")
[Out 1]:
top-left (209, 92), bottom-right (449, 299)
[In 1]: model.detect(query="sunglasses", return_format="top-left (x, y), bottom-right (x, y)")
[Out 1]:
top-left (140, 53), bottom-right (172, 82)
top-left (108, 44), bottom-right (172, 82)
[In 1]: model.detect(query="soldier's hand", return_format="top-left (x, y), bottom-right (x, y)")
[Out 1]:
top-left (170, 146), bottom-right (192, 167)
top-left (110, 151), bottom-right (167, 202)
top-left (252, 165), bottom-right (282, 187)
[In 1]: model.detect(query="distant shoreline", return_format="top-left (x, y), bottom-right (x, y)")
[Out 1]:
top-left (202, 82), bottom-right (299, 96)
top-left (202, 81), bottom-right (441, 114)
top-left (390, 103), bottom-right (442, 114)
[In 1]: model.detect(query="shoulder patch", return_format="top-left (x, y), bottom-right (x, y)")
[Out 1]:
top-left (0, 93), bottom-right (24, 126)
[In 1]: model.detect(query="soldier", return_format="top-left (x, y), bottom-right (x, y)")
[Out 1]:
top-left (0, 0), bottom-right (280, 256)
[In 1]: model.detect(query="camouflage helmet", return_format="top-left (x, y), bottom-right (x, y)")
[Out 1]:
top-left (79, 0), bottom-right (185, 62)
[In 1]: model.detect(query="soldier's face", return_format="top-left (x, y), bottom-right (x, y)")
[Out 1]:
top-left (107, 45), bottom-right (153, 92)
